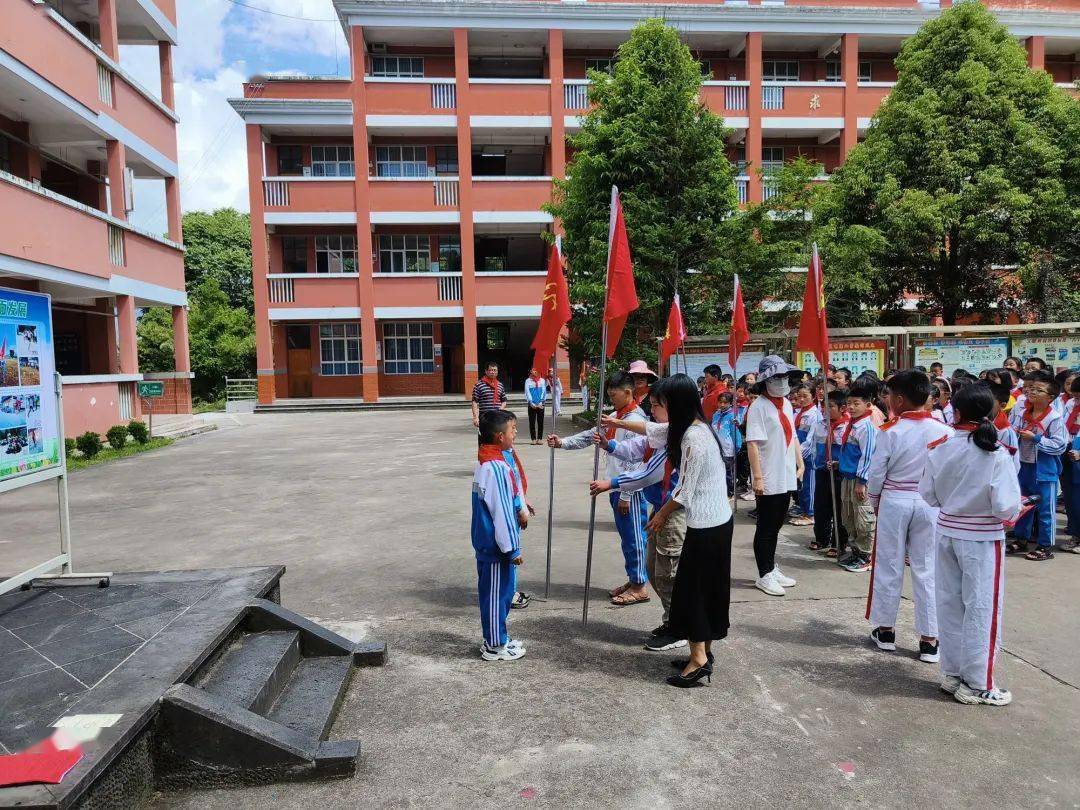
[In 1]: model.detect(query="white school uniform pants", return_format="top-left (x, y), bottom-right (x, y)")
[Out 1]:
top-left (935, 536), bottom-right (1005, 691)
top-left (866, 495), bottom-right (937, 637)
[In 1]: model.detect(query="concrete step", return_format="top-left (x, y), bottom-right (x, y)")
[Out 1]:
top-left (268, 655), bottom-right (353, 741)
top-left (150, 414), bottom-right (218, 439)
top-left (197, 630), bottom-right (300, 715)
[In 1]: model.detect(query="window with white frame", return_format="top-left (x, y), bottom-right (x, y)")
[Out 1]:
top-left (438, 235), bottom-right (461, 272)
top-left (826, 60), bottom-right (874, 82)
top-left (859, 60), bottom-right (873, 82)
top-left (383, 322), bottom-right (434, 374)
top-left (320, 323), bottom-right (361, 376)
top-left (434, 145), bottom-right (458, 175)
top-left (375, 145), bottom-right (429, 177)
top-left (762, 147), bottom-right (784, 173)
top-left (315, 235), bottom-right (357, 274)
top-left (310, 145), bottom-right (354, 177)
top-left (762, 60), bottom-right (800, 82)
top-left (370, 56), bottom-right (424, 78)
top-left (584, 58), bottom-right (615, 75)
top-left (378, 234), bottom-right (430, 273)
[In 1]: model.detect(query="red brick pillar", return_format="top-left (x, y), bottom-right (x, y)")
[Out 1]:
top-left (746, 33), bottom-right (763, 203)
top-left (116, 295), bottom-right (137, 374)
top-left (98, 0), bottom-right (119, 60)
top-left (455, 28), bottom-right (480, 398)
top-left (245, 125), bottom-right (275, 404)
top-left (106, 140), bottom-right (127, 221)
top-left (840, 33), bottom-right (859, 158)
top-left (1026, 37), bottom-right (1045, 71)
top-left (159, 42), bottom-right (175, 110)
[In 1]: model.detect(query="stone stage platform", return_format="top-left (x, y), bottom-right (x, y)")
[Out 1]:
top-left (0, 567), bottom-right (384, 809)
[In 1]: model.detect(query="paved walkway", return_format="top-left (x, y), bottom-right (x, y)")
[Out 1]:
top-left (2, 409), bottom-right (1077, 807)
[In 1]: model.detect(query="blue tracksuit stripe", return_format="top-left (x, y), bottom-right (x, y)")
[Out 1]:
top-left (494, 466), bottom-right (516, 547)
top-left (609, 490), bottom-right (649, 585)
top-left (478, 558), bottom-right (513, 648)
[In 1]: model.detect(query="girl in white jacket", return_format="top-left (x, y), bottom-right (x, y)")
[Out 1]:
top-left (919, 384), bottom-right (1022, 706)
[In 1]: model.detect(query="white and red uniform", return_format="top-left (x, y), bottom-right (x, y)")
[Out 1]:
top-left (918, 430), bottom-right (1022, 691)
top-left (865, 411), bottom-right (953, 636)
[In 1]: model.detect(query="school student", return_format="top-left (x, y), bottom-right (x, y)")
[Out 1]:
top-left (591, 390), bottom-right (685, 651)
top-left (865, 371), bottom-right (952, 663)
top-left (499, 424), bottom-right (534, 611)
top-left (548, 371), bottom-right (650, 604)
top-left (711, 391), bottom-right (742, 496)
top-left (838, 380), bottom-right (878, 572)
top-left (1062, 376), bottom-right (1080, 554)
top-left (1008, 370), bottom-right (1068, 561)
top-left (745, 356), bottom-right (804, 597)
top-left (810, 389), bottom-right (849, 554)
top-left (790, 383), bottom-right (820, 527)
top-left (524, 368), bottom-right (548, 445)
top-left (472, 410), bottom-right (528, 662)
top-left (919, 385), bottom-right (1021, 706)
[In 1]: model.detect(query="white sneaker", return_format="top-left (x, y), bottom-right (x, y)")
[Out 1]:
top-left (506, 638), bottom-right (526, 652)
top-left (755, 572), bottom-right (786, 596)
top-left (771, 567), bottom-right (796, 588)
top-left (481, 644), bottom-right (526, 662)
top-left (953, 683), bottom-right (1012, 706)
top-left (939, 675), bottom-right (963, 695)
top-left (739, 491), bottom-right (756, 502)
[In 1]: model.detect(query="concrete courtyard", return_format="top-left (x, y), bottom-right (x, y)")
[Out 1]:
top-left (3, 408), bottom-right (1079, 808)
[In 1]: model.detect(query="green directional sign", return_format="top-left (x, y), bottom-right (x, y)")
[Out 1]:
top-left (137, 381), bottom-right (165, 398)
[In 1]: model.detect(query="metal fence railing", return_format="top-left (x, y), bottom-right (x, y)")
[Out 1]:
top-left (225, 377), bottom-right (257, 413)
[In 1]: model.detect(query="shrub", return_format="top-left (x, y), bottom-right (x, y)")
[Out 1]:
top-left (64, 438), bottom-right (76, 457)
top-left (75, 432), bottom-right (102, 458)
top-left (128, 420), bottom-right (150, 444)
top-left (106, 425), bottom-right (129, 451)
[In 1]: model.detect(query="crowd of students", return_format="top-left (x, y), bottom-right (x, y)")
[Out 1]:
top-left (469, 351), bottom-right (1080, 702)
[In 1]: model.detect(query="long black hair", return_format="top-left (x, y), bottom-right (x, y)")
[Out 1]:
top-left (951, 384), bottom-right (998, 452)
top-left (652, 373), bottom-right (705, 468)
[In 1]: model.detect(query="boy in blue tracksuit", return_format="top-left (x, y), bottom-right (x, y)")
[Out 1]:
top-left (1008, 370), bottom-right (1068, 561)
top-left (838, 381), bottom-right (878, 572)
top-left (712, 391), bottom-right (742, 496)
top-left (811, 390), bottom-right (849, 554)
top-left (473, 409), bottom-right (528, 661)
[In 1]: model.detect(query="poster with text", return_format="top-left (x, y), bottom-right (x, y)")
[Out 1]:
top-left (674, 348), bottom-right (765, 381)
top-left (1010, 335), bottom-right (1080, 372)
top-left (796, 340), bottom-right (888, 377)
top-left (913, 337), bottom-right (1009, 377)
top-left (0, 288), bottom-right (58, 484)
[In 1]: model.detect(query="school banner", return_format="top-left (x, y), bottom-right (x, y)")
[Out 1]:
top-left (913, 337), bottom-right (1009, 377)
top-left (0, 288), bottom-right (59, 483)
top-left (1010, 335), bottom-right (1080, 372)
top-left (796, 339), bottom-right (887, 377)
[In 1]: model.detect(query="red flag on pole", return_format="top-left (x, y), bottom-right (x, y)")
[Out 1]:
top-left (794, 243), bottom-right (830, 367)
top-left (603, 186), bottom-right (638, 359)
top-left (728, 274), bottom-right (749, 373)
top-left (659, 294), bottom-right (686, 374)
top-left (530, 242), bottom-right (572, 375)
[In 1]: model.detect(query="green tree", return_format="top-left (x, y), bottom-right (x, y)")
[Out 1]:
top-left (137, 278), bottom-right (256, 401)
top-left (546, 19), bottom-right (738, 368)
top-left (814, 1), bottom-right (1078, 324)
top-left (181, 209), bottom-right (253, 313)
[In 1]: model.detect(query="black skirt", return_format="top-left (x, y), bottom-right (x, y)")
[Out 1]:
top-left (667, 518), bottom-right (733, 643)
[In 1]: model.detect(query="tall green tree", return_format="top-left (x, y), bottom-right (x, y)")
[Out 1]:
top-left (181, 208), bottom-right (254, 313)
top-left (546, 19), bottom-right (738, 367)
top-left (814, 0), bottom-right (1079, 324)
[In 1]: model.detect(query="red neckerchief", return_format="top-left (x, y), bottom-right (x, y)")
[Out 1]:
top-left (824, 412), bottom-right (849, 462)
top-left (477, 443), bottom-right (521, 498)
top-left (841, 412), bottom-right (870, 446)
top-left (994, 411), bottom-right (1011, 431)
top-left (953, 422), bottom-right (978, 432)
top-left (529, 373), bottom-right (541, 383)
top-left (764, 395), bottom-right (793, 447)
top-left (736, 394), bottom-right (750, 407)
top-left (899, 410), bottom-right (933, 421)
top-left (605, 399), bottom-right (639, 440)
top-left (794, 404), bottom-right (814, 428)
top-left (511, 448), bottom-right (528, 494)
top-left (480, 375), bottom-right (502, 402)
top-left (1022, 402), bottom-right (1052, 435)
top-left (1066, 403), bottom-right (1080, 436)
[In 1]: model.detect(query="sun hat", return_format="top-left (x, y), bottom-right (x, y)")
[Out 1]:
top-left (757, 354), bottom-right (796, 383)
top-left (627, 360), bottom-right (659, 382)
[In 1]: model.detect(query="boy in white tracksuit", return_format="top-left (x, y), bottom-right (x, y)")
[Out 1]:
top-left (919, 385), bottom-right (1021, 706)
top-left (865, 371), bottom-right (952, 662)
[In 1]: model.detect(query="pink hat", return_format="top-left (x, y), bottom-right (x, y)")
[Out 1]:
top-left (627, 360), bottom-right (658, 381)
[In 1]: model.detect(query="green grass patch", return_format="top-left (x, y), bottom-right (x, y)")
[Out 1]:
top-left (192, 397), bottom-right (225, 414)
top-left (68, 437), bottom-right (174, 471)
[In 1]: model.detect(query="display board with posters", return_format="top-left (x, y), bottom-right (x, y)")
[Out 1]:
top-left (913, 337), bottom-right (1010, 377)
top-left (673, 347), bottom-right (765, 381)
top-left (0, 289), bottom-right (59, 485)
top-left (1010, 335), bottom-right (1080, 372)
top-left (796, 339), bottom-right (888, 377)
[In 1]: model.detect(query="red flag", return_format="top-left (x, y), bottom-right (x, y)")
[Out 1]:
top-left (659, 293), bottom-right (686, 373)
top-left (728, 274), bottom-right (749, 372)
top-left (530, 242), bottom-right (572, 375)
top-left (603, 186), bottom-right (638, 359)
top-left (794, 243), bottom-right (830, 367)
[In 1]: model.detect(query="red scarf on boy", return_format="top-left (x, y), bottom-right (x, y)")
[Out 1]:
top-left (1021, 401), bottom-right (1052, 435)
top-left (477, 444), bottom-right (527, 496)
top-left (605, 399), bottom-right (640, 440)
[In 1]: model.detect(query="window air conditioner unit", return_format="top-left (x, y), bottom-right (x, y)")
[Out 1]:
top-left (302, 166), bottom-right (312, 177)
top-left (371, 43), bottom-right (388, 54)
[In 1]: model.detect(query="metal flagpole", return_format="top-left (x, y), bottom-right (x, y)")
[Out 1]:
top-left (543, 352), bottom-right (557, 599)
top-left (823, 381), bottom-right (843, 553)
top-left (582, 186), bottom-right (618, 626)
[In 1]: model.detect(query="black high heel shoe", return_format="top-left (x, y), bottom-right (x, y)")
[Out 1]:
top-left (670, 652), bottom-right (714, 670)
top-left (666, 663), bottom-right (712, 688)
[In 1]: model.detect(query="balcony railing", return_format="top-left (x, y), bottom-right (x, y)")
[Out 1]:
top-left (266, 274), bottom-right (361, 309)
top-left (437, 274), bottom-right (463, 302)
top-left (762, 85), bottom-right (785, 110)
top-left (269, 277), bottom-right (294, 303)
top-left (433, 179), bottom-right (459, 207)
top-left (262, 177), bottom-right (355, 211)
top-left (564, 80), bottom-right (589, 111)
top-left (724, 84), bottom-right (748, 111)
top-left (736, 176), bottom-right (749, 206)
top-left (264, 180), bottom-right (289, 207)
top-left (432, 82), bottom-right (457, 110)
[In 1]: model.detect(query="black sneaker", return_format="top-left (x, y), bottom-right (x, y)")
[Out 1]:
top-left (871, 627), bottom-right (896, 651)
top-left (645, 634), bottom-right (688, 652)
top-left (919, 639), bottom-right (940, 663)
top-left (509, 591), bottom-right (531, 610)
top-left (649, 622), bottom-right (670, 637)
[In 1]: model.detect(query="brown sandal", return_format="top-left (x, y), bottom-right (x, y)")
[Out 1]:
top-left (611, 590), bottom-right (651, 606)
top-left (1025, 547), bottom-right (1054, 561)
top-left (824, 548), bottom-right (839, 558)
top-left (608, 582), bottom-right (631, 598)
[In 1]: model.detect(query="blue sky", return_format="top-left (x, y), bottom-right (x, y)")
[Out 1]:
top-left (123, 0), bottom-right (348, 222)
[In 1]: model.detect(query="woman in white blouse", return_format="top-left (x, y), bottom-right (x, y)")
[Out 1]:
top-left (608, 374), bottom-right (732, 687)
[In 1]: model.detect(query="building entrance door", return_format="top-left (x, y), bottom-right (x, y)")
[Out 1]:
top-left (442, 322), bottom-right (465, 394)
top-left (286, 325), bottom-right (312, 398)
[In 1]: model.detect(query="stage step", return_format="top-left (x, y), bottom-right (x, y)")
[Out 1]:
top-left (197, 630), bottom-right (300, 715)
top-left (268, 655), bottom-right (353, 740)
